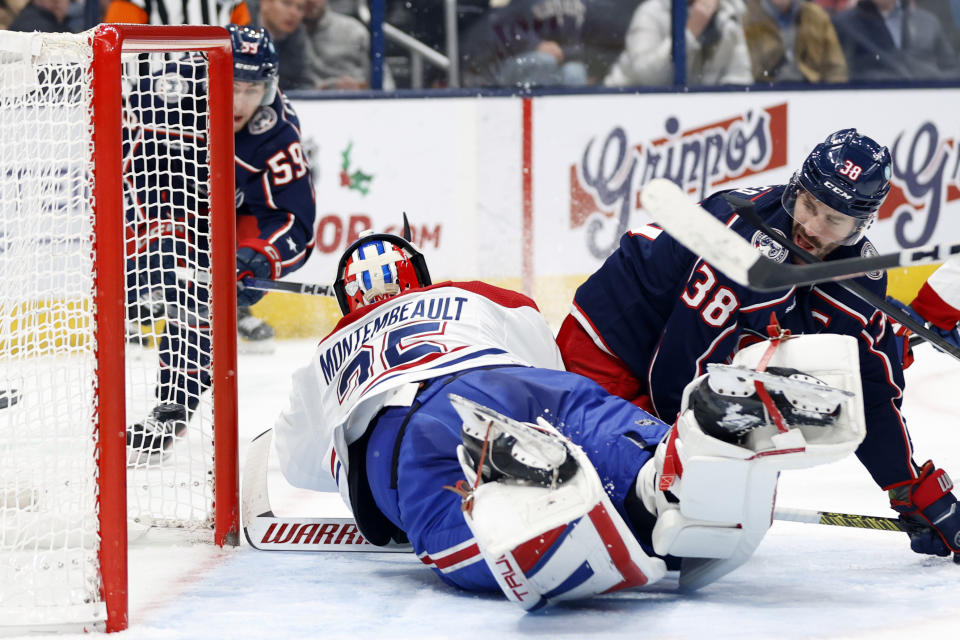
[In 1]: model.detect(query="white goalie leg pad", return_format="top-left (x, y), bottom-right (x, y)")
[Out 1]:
top-left (637, 334), bottom-right (867, 590)
top-left (452, 401), bottom-right (666, 611)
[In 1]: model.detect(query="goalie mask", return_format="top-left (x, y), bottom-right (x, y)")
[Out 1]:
top-left (334, 231), bottom-right (431, 315)
top-left (782, 128), bottom-right (892, 246)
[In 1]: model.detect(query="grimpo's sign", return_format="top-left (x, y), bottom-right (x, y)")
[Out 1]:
top-left (569, 103), bottom-right (789, 258)
top-left (881, 122), bottom-right (960, 248)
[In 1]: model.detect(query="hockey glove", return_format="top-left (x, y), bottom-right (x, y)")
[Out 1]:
top-left (236, 241), bottom-right (281, 307)
top-left (889, 461), bottom-right (960, 558)
top-left (886, 297), bottom-right (960, 354)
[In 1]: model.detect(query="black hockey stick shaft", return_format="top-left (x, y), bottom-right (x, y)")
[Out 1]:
top-left (641, 179), bottom-right (960, 289)
top-left (722, 194), bottom-right (960, 362)
top-left (242, 277), bottom-right (336, 297)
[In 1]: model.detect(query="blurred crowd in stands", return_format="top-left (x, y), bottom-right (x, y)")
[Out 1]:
top-left (3, 0), bottom-right (960, 88)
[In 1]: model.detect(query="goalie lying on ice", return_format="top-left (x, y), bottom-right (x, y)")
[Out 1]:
top-left (268, 227), bottom-right (866, 610)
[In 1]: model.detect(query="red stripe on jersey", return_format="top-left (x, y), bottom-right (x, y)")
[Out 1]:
top-left (420, 542), bottom-right (481, 571)
top-left (327, 281), bottom-right (540, 336)
top-left (913, 281), bottom-right (960, 330)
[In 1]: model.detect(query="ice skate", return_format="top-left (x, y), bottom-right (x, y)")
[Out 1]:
top-left (126, 403), bottom-right (189, 465)
top-left (238, 306), bottom-right (276, 354)
top-left (449, 393), bottom-right (578, 488)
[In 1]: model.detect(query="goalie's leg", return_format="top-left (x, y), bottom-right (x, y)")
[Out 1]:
top-left (630, 334), bottom-right (867, 590)
top-left (360, 366), bottom-right (671, 609)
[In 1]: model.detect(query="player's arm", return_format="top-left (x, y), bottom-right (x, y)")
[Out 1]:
top-left (908, 256), bottom-right (960, 339)
top-left (559, 218), bottom-right (700, 407)
top-left (854, 294), bottom-right (960, 558)
top-left (235, 130), bottom-right (316, 303)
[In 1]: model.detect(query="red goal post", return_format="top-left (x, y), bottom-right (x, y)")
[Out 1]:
top-left (0, 24), bottom-right (238, 633)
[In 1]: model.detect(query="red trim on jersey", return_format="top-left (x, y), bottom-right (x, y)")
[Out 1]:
top-left (556, 315), bottom-right (651, 409)
top-left (743, 188), bottom-right (776, 202)
top-left (913, 281), bottom-right (960, 330)
top-left (419, 542), bottom-right (481, 572)
top-left (326, 281), bottom-right (541, 338)
top-left (568, 301), bottom-right (617, 355)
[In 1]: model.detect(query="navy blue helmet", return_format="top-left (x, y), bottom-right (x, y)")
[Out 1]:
top-left (782, 128), bottom-right (892, 246)
top-left (227, 24), bottom-right (279, 105)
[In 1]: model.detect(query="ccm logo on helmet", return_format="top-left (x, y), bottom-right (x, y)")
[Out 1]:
top-left (823, 180), bottom-right (854, 200)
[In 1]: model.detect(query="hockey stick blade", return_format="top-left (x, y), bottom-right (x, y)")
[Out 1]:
top-left (641, 179), bottom-right (960, 290)
top-left (241, 428), bottom-right (410, 552)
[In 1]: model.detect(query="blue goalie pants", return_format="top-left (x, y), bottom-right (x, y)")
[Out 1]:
top-left (363, 365), bottom-right (670, 592)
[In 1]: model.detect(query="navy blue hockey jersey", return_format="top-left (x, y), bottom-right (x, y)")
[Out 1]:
top-left (566, 184), bottom-right (915, 489)
top-left (122, 57), bottom-right (315, 277)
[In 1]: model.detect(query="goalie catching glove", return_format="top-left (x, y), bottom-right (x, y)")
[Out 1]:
top-left (888, 461), bottom-right (960, 558)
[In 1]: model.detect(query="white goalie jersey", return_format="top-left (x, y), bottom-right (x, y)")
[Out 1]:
top-left (274, 281), bottom-right (564, 496)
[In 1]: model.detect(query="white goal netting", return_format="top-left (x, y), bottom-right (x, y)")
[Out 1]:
top-left (0, 29), bottom-right (222, 629)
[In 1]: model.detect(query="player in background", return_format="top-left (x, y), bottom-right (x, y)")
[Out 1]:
top-left (557, 128), bottom-right (960, 561)
top-left (269, 224), bottom-right (866, 607)
top-left (126, 24), bottom-right (315, 458)
top-left (888, 256), bottom-right (960, 354)
top-left (103, 0), bottom-right (252, 26)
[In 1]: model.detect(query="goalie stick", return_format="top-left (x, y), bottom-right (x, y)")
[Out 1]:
top-left (241, 428), bottom-right (411, 552)
top-left (640, 179), bottom-right (960, 361)
top-left (640, 178), bottom-right (960, 291)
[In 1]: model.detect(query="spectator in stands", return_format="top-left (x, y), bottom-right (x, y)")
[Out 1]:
top-left (812, 0), bottom-right (856, 14)
top-left (581, 0), bottom-right (644, 83)
top-left (460, 0), bottom-right (589, 89)
top-left (1, 0), bottom-right (28, 29)
top-left (832, 0), bottom-right (960, 80)
top-left (8, 0), bottom-right (72, 31)
top-left (743, 0), bottom-right (848, 83)
top-left (387, 0), bottom-right (489, 88)
top-left (104, 0), bottom-right (251, 25)
top-left (256, 0), bottom-right (313, 90)
top-left (915, 0), bottom-right (960, 54)
top-left (302, 0), bottom-right (369, 90)
top-left (604, 0), bottom-right (753, 86)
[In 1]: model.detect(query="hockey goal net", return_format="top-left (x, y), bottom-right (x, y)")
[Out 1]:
top-left (0, 25), bottom-right (237, 632)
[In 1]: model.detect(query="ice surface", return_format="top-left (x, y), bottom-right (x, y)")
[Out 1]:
top-left (11, 339), bottom-right (960, 639)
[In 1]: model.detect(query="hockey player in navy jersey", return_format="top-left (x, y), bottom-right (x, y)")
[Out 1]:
top-left (558, 128), bottom-right (960, 561)
top-left (268, 223), bottom-right (868, 608)
top-left (125, 24), bottom-right (315, 458)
